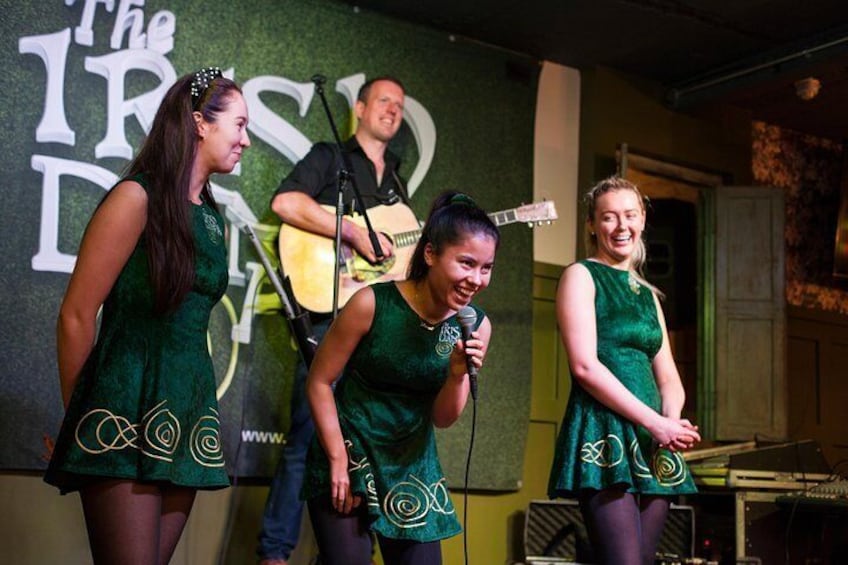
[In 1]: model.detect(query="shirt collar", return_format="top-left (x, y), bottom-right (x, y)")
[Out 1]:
top-left (343, 136), bottom-right (401, 171)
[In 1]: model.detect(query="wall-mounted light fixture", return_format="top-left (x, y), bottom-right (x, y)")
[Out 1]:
top-left (794, 77), bottom-right (822, 101)
top-left (667, 32), bottom-right (848, 108)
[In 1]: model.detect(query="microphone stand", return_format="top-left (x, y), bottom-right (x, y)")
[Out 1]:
top-left (228, 207), bottom-right (317, 368)
top-left (311, 74), bottom-right (385, 319)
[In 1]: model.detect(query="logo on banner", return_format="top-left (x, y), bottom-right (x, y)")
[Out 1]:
top-left (18, 0), bottom-right (437, 400)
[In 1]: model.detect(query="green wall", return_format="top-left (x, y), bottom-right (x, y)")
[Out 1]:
top-left (2, 0), bottom-right (537, 490)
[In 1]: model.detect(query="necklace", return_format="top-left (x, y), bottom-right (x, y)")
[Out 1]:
top-left (627, 271), bottom-right (641, 294)
top-left (589, 258), bottom-right (641, 295)
top-left (413, 286), bottom-right (441, 331)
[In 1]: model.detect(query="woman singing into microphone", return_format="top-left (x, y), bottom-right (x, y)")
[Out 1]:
top-left (302, 191), bottom-right (499, 565)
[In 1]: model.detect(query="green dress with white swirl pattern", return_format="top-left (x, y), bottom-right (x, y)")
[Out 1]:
top-left (301, 282), bottom-right (483, 541)
top-left (44, 176), bottom-right (230, 493)
top-left (547, 260), bottom-right (697, 497)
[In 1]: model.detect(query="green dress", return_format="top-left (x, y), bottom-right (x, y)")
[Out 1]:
top-left (44, 177), bottom-right (230, 494)
top-left (302, 282), bottom-right (483, 542)
top-left (548, 260), bottom-right (696, 497)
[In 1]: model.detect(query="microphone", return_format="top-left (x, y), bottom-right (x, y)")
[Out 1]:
top-left (457, 306), bottom-right (479, 401)
top-left (311, 73), bottom-right (327, 85)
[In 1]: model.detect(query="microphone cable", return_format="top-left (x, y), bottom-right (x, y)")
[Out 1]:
top-left (462, 393), bottom-right (478, 565)
top-left (456, 305), bottom-right (480, 565)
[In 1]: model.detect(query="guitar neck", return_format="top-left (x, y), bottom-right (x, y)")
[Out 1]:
top-left (488, 209), bottom-right (521, 226)
top-left (392, 208), bottom-right (522, 250)
top-left (280, 200), bottom-right (555, 313)
top-left (392, 228), bottom-right (424, 250)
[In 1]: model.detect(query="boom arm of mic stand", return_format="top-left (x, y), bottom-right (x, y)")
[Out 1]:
top-left (311, 74), bottom-right (385, 262)
top-left (237, 220), bottom-right (317, 368)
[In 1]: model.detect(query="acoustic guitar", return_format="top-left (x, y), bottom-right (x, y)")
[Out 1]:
top-left (278, 201), bottom-right (557, 313)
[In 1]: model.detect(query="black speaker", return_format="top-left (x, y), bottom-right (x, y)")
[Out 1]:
top-left (524, 499), bottom-right (587, 562)
top-left (523, 499), bottom-right (694, 563)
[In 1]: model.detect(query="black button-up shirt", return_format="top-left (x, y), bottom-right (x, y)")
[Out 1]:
top-left (273, 137), bottom-right (405, 213)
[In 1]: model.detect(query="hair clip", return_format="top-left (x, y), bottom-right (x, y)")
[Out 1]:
top-left (190, 67), bottom-right (223, 108)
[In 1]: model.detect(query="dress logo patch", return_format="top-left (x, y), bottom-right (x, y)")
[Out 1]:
top-left (435, 324), bottom-right (461, 358)
top-left (202, 206), bottom-right (223, 243)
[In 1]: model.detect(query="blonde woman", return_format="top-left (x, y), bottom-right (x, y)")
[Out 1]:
top-left (548, 177), bottom-right (700, 565)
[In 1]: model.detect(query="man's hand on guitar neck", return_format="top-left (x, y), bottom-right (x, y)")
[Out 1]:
top-left (343, 220), bottom-right (394, 264)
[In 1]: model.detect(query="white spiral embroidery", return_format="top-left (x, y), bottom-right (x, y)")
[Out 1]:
top-left (382, 474), bottom-right (454, 529)
top-left (142, 401), bottom-right (180, 461)
top-left (189, 408), bottom-right (225, 467)
top-left (345, 439), bottom-right (379, 508)
top-left (652, 449), bottom-right (688, 487)
top-left (630, 439), bottom-right (688, 486)
top-left (74, 400), bottom-right (222, 468)
top-left (631, 438), bottom-right (653, 478)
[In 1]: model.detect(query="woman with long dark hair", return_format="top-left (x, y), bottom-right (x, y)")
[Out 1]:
top-left (45, 67), bottom-right (250, 564)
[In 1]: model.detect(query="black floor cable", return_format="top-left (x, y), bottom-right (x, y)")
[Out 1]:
top-left (462, 396), bottom-right (478, 565)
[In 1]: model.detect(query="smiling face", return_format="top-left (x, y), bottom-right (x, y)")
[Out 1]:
top-left (589, 188), bottom-right (646, 268)
top-left (195, 91), bottom-right (251, 175)
top-left (423, 232), bottom-right (497, 311)
top-left (354, 79), bottom-right (404, 143)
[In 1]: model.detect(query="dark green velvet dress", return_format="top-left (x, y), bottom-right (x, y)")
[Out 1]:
top-left (548, 260), bottom-right (696, 497)
top-left (44, 177), bottom-right (230, 493)
top-left (302, 282), bottom-right (483, 542)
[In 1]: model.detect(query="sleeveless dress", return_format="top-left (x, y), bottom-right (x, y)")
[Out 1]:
top-left (547, 260), bottom-right (697, 497)
top-left (44, 176), bottom-right (230, 493)
top-left (301, 282), bottom-right (484, 542)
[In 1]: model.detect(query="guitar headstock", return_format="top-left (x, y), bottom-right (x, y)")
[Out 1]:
top-left (515, 200), bottom-right (558, 227)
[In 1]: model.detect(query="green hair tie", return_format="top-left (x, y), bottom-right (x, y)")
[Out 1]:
top-left (450, 193), bottom-right (476, 206)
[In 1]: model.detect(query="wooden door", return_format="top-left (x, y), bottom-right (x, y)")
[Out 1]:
top-left (715, 186), bottom-right (786, 439)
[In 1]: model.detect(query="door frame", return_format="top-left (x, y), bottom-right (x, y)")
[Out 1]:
top-left (617, 144), bottom-right (725, 439)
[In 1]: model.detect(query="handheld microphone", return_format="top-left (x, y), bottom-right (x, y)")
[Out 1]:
top-left (457, 306), bottom-right (479, 400)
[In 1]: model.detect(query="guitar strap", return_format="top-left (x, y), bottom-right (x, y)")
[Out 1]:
top-left (329, 141), bottom-right (410, 211)
top-left (390, 168), bottom-right (412, 207)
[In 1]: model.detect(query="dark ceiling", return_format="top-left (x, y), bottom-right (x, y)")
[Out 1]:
top-left (344, 0), bottom-right (848, 140)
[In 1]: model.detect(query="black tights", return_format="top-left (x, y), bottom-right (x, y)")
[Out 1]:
top-left (307, 496), bottom-right (442, 565)
top-left (578, 488), bottom-right (669, 565)
top-left (79, 479), bottom-right (196, 565)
